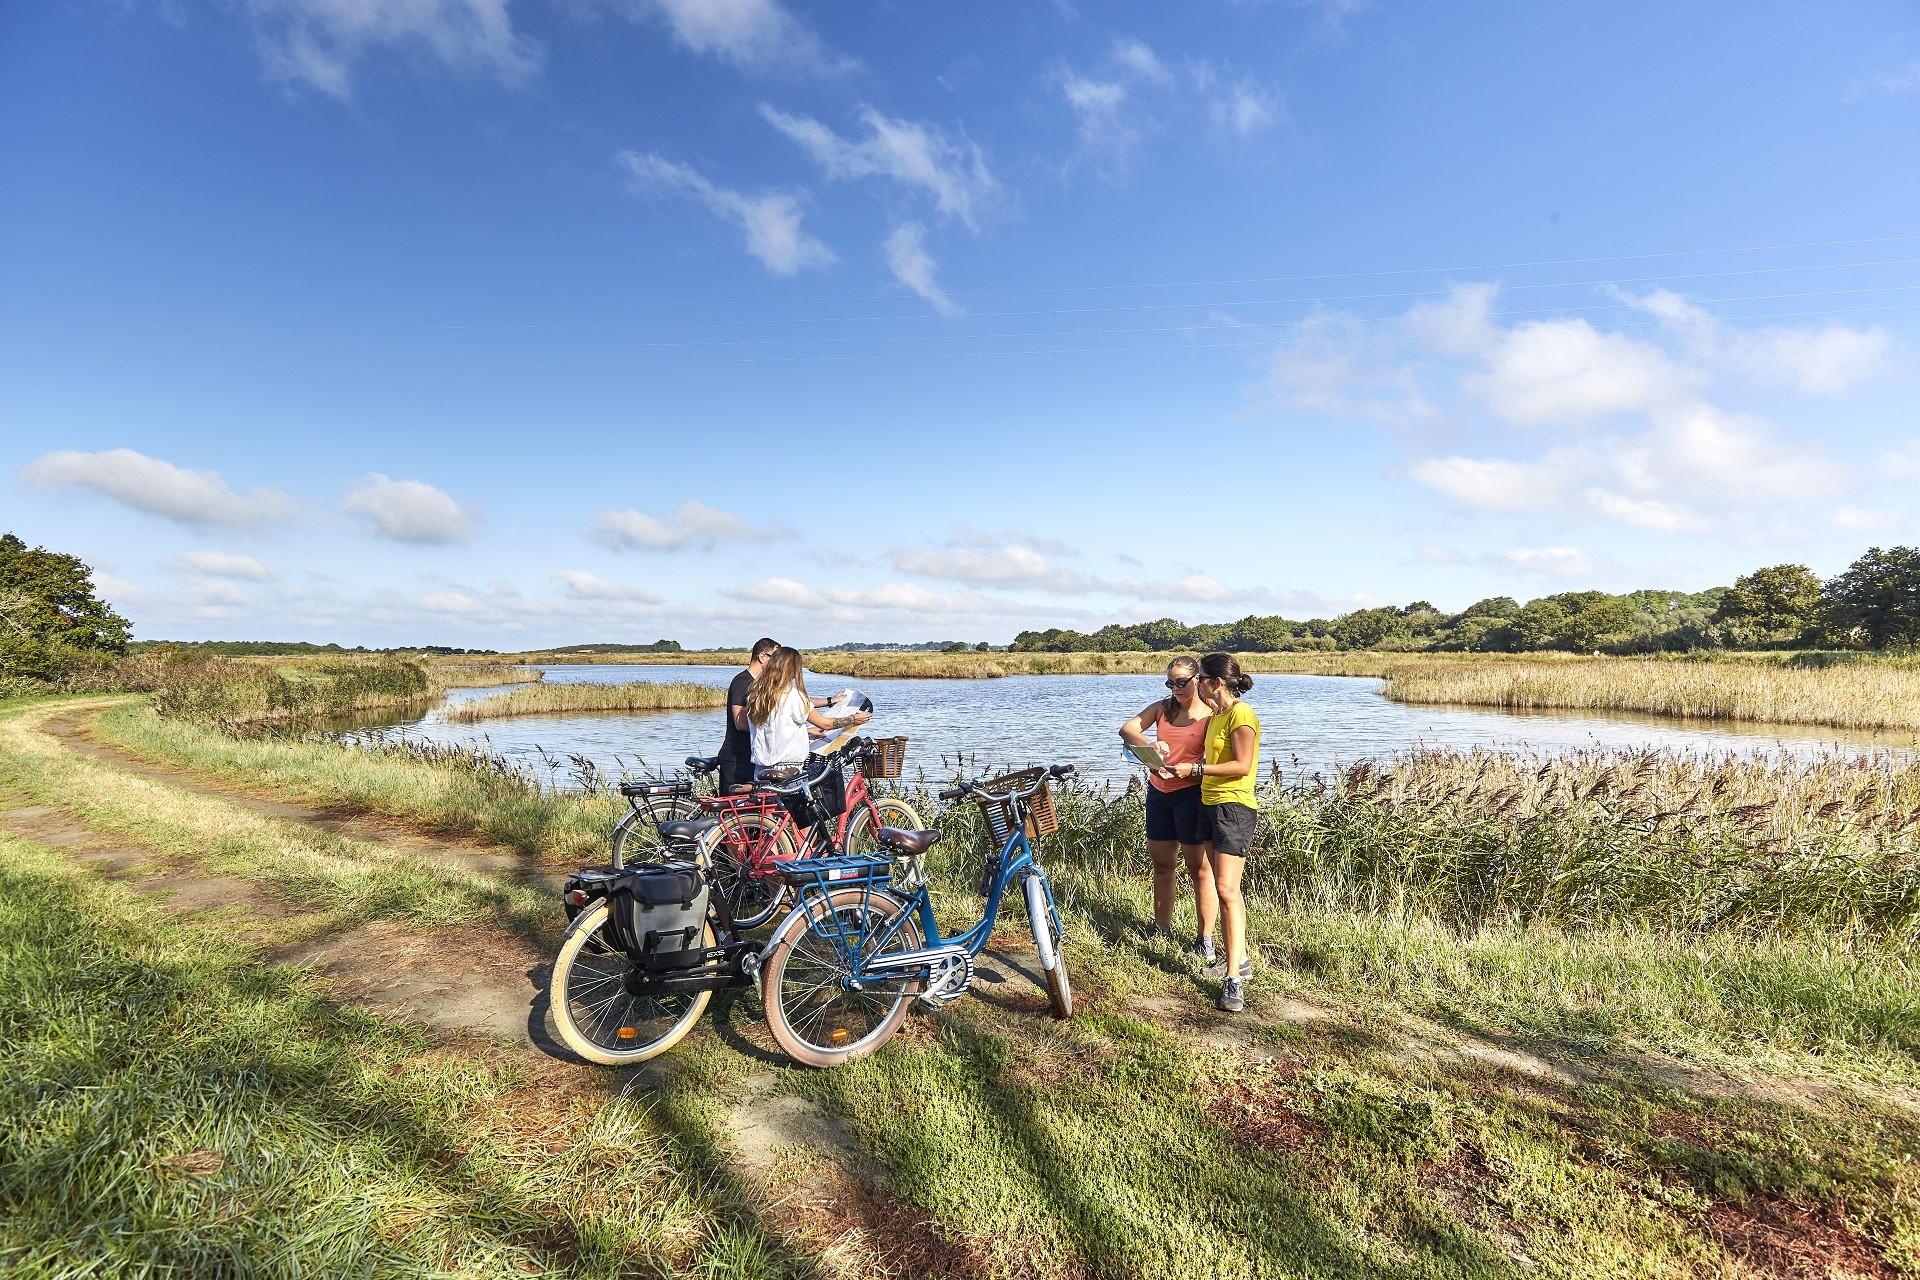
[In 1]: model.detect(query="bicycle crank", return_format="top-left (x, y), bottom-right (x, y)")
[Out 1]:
top-left (917, 950), bottom-right (974, 1007)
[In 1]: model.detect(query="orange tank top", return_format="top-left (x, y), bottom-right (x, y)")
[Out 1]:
top-left (1149, 711), bottom-right (1207, 793)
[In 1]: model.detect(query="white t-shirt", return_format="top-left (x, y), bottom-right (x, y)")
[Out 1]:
top-left (750, 686), bottom-right (811, 768)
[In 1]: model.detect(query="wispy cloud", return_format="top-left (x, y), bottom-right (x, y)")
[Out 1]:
top-left (626, 0), bottom-right (851, 75)
top-left (245, 0), bottom-right (540, 98)
top-left (882, 223), bottom-right (961, 316)
top-left (552, 570), bottom-right (664, 603)
top-left (343, 474), bottom-right (476, 543)
top-left (161, 550), bottom-right (280, 581)
top-left (760, 105), bottom-right (997, 230)
top-left (21, 448), bottom-right (296, 529)
top-left (593, 500), bottom-right (786, 552)
top-left (617, 151), bottom-right (834, 274)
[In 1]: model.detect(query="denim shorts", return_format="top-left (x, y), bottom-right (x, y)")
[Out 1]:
top-left (1198, 801), bottom-right (1258, 856)
top-left (1144, 784), bottom-right (1203, 845)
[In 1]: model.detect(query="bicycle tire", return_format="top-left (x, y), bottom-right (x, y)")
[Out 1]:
top-left (761, 887), bottom-right (923, 1068)
top-left (1024, 874), bottom-right (1073, 1020)
top-left (549, 903), bottom-right (712, 1064)
top-left (710, 809), bottom-right (794, 930)
top-left (844, 797), bottom-right (928, 888)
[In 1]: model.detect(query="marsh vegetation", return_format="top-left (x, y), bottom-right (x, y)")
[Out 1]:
top-left (443, 679), bottom-right (728, 722)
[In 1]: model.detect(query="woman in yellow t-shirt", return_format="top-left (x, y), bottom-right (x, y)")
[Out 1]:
top-left (1166, 651), bottom-right (1260, 1013)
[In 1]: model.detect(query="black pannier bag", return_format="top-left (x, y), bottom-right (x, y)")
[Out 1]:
top-left (602, 860), bottom-right (710, 970)
top-left (777, 757), bottom-right (850, 828)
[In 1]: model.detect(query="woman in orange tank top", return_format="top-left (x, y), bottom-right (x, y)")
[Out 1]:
top-left (1118, 656), bottom-right (1210, 942)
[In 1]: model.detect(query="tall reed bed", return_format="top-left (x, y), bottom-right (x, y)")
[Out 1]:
top-left (148, 653), bottom-right (435, 731)
top-left (442, 680), bottom-right (726, 722)
top-left (929, 748), bottom-right (1920, 944)
top-left (1383, 658), bottom-right (1920, 731)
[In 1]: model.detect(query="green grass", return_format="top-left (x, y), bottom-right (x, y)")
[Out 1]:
top-left (0, 833), bottom-right (802, 1279)
top-left (17, 692), bottom-right (1920, 1274)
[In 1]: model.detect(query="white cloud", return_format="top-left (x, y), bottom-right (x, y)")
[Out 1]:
top-left (419, 590), bottom-right (486, 614)
top-left (1611, 403), bottom-right (1842, 508)
top-left (1627, 289), bottom-right (1891, 397)
top-left (1579, 489), bottom-right (1712, 533)
top-left (1408, 454), bottom-right (1579, 513)
top-left (1060, 71), bottom-right (1136, 165)
top-left (1208, 78), bottom-right (1282, 137)
top-left (180, 576), bottom-right (251, 607)
top-left (162, 550), bottom-right (279, 581)
top-left (889, 542), bottom-right (1089, 592)
top-left (343, 474), bottom-right (475, 543)
top-left (760, 105), bottom-right (996, 230)
top-left (631, 0), bottom-right (849, 74)
top-left (1503, 547), bottom-right (1595, 578)
top-left (21, 448), bottom-right (295, 529)
top-left (1464, 316), bottom-right (1697, 428)
top-left (593, 500), bottom-right (784, 551)
top-left (245, 0), bottom-right (539, 98)
top-left (617, 151), bottom-right (834, 275)
top-left (882, 223), bottom-right (960, 316)
top-left (1831, 505), bottom-right (1909, 535)
top-left (1416, 545), bottom-right (1468, 565)
top-left (1110, 37), bottom-right (1171, 84)
top-left (552, 570), bottom-right (664, 603)
top-left (1881, 440), bottom-right (1920, 480)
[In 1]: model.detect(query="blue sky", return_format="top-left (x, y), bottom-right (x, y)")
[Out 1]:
top-left (4, 0), bottom-right (1919, 648)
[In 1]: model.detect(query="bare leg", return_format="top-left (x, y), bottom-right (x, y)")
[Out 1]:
top-left (1212, 851), bottom-right (1248, 975)
top-left (1189, 843), bottom-right (1217, 943)
top-left (1148, 839), bottom-right (1179, 928)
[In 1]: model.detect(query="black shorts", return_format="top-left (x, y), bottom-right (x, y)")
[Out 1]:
top-left (717, 758), bottom-right (753, 792)
top-left (1144, 784), bottom-right (1203, 845)
top-left (1199, 801), bottom-right (1258, 856)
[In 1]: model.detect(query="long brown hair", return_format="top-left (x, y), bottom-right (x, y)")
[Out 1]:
top-left (746, 646), bottom-right (807, 726)
top-left (1161, 654), bottom-right (1201, 722)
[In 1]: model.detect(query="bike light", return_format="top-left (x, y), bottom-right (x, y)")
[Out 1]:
top-left (566, 889), bottom-right (588, 908)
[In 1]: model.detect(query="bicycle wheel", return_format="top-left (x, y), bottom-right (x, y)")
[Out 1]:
top-left (710, 809), bottom-right (794, 930)
top-left (1024, 873), bottom-right (1073, 1020)
top-left (549, 902), bottom-right (713, 1065)
top-left (844, 798), bottom-right (928, 888)
top-left (761, 888), bottom-right (923, 1068)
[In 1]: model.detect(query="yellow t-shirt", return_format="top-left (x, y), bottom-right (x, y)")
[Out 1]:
top-left (1200, 700), bottom-right (1260, 807)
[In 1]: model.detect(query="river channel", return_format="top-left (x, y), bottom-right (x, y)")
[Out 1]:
top-left (339, 664), bottom-right (1920, 792)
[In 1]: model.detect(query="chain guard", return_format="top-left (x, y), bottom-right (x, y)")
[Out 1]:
top-left (918, 950), bottom-right (974, 1007)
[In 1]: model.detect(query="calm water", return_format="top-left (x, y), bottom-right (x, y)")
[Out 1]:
top-left (343, 664), bottom-right (1920, 792)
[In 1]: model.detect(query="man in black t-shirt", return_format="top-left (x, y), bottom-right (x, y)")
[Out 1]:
top-left (715, 637), bottom-right (779, 791)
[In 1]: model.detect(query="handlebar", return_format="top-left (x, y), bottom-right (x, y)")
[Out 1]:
top-left (937, 763), bottom-right (1076, 804)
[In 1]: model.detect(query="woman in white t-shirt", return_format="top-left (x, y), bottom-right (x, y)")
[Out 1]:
top-left (746, 646), bottom-right (870, 778)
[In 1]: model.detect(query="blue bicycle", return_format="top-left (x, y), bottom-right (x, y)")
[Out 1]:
top-left (759, 764), bottom-right (1076, 1067)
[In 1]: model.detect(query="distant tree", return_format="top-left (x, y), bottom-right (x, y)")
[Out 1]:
top-left (1225, 614), bottom-right (1293, 652)
top-left (1714, 564), bottom-right (1823, 645)
top-left (1329, 607), bottom-right (1410, 650)
top-left (1510, 599), bottom-right (1570, 650)
top-left (1821, 547), bottom-right (1920, 648)
top-left (1557, 593), bottom-right (1635, 651)
top-left (975, 641), bottom-right (989, 651)
top-left (1460, 597), bottom-right (1520, 619)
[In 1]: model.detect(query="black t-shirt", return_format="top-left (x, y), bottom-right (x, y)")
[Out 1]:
top-left (717, 669), bottom-right (754, 762)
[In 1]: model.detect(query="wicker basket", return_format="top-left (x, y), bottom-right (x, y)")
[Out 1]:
top-left (970, 766), bottom-right (1059, 841)
top-left (859, 736), bottom-right (909, 780)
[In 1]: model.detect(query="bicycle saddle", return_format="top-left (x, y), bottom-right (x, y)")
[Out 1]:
top-left (726, 784), bottom-right (758, 795)
top-left (684, 756), bottom-right (720, 773)
top-left (876, 827), bottom-right (942, 856)
top-left (657, 818), bottom-right (721, 843)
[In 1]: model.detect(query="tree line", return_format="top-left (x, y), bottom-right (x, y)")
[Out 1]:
top-left (1011, 548), bottom-right (1920, 655)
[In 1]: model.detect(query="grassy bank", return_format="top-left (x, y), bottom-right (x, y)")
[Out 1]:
top-left (144, 652), bottom-right (539, 733)
top-left (9, 694), bottom-right (1920, 1273)
top-left (0, 833), bottom-right (798, 1278)
top-left (444, 679), bottom-right (726, 723)
top-left (1383, 657), bottom-right (1920, 732)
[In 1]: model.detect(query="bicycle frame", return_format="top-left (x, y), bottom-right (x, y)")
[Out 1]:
top-left (800, 825), bottom-right (1065, 983)
top-left (724, 763), bottom-right (891, 872)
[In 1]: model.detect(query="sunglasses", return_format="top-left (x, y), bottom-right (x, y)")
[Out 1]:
top-left (1165, 675), bottom-right (1195, 689)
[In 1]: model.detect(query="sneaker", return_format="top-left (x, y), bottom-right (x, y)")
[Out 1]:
top-left (1218, 976), bottom-right (1246, 1014)
top-left (1202, 955), bottom-right (1253, 980)
top-left (1143, 923), bottom-right (1175, 944)
top-left (1189, 935), bottom-right (1216, 964)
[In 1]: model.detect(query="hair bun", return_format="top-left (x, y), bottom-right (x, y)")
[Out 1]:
top-left (1233, 674), bottom-right (1254, 694)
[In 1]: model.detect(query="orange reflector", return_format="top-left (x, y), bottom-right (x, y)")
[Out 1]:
top-left (829, 1027), bottom-right (850, 1043)
top-left (617, 1026), bottom-right (639, 1040)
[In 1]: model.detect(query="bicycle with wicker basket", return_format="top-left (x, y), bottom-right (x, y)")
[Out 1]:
top-left (756, 763), bottom-right (1076, 1068)
top-left (704, 736), bottom-right (923, 929)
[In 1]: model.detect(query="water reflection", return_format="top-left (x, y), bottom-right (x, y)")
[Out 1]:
top-left (335, 664), bottom-right (1920, 793)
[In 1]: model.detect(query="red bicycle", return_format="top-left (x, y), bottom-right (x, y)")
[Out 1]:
top-left (706, 738), bottom-right (924, 928)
